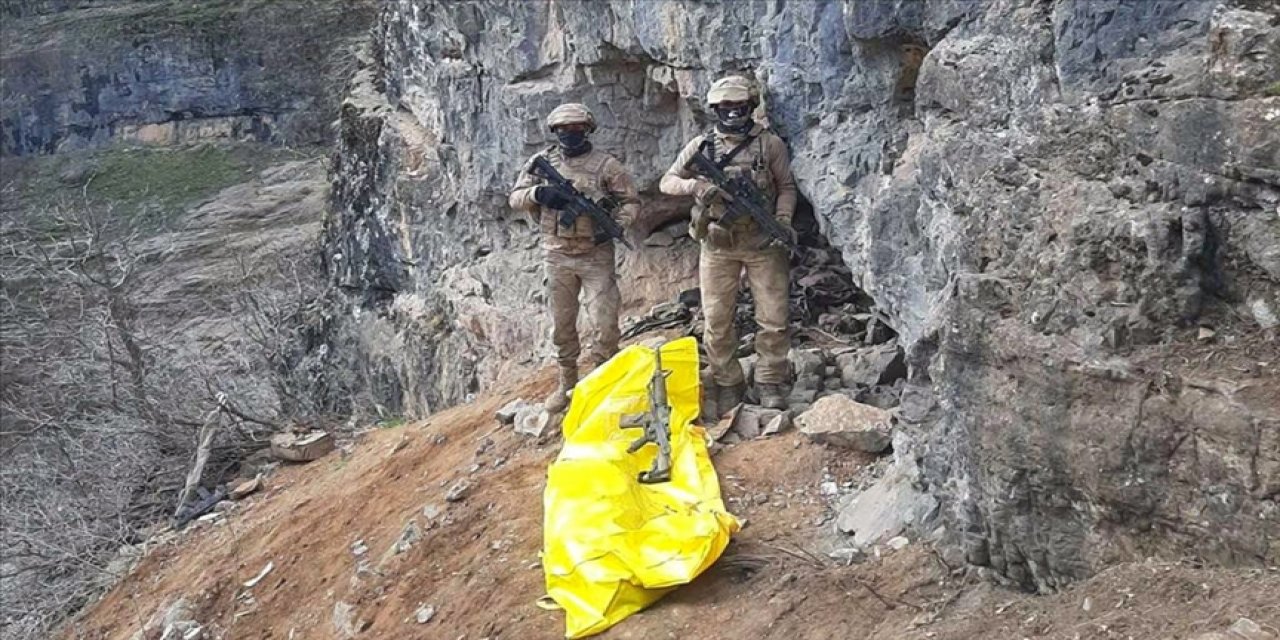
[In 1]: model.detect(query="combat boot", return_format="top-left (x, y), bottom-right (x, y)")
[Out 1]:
top-left (715, 382), bottom-right (746, 416)
top-left (545, 365), bottom-right (578, 414)
top-left (757, 383), bottom-right (788, 410)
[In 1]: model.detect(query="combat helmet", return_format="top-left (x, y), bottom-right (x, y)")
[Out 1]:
top-left (706, 75), bottom-right (756, 106)
top-left (545, 103), bottom-right (597, 133)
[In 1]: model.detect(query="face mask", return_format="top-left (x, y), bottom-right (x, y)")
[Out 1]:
top-left (556, 130), bottom-right (591, 156)
top-left (715, 105), bottom-right (751, 131)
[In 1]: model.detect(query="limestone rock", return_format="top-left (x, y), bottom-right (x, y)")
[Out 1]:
top-left (230, 476), bottom-right (263, 500)
top-left (415, 604), bottom-right (436, 624)
top-left (514, 405), bottom-right (552, 438)
top-left (332, 602), bottom-right (357, 639)
top-left (495, 399), bottom-right (531, 425)
top-left (837, 344), bottom-right (906, 389)
top-left (796, 395), bottom-right (893, 453)
top-left (392, 519), bottom-right (421, 555)
top-left (269, 431), bottom-right (334, 463)
top-left (727, 405), bottom-right (784, 440)
top-left (827, 547), bottom-right (866, 565)
top-left (761, 411), bottom-right (792, 437)
top-left (836, 463), bottom-right (939, 548)
top-left (444, 479), bottom-right (471, 503)
top-left (787, 388), bottom-right (819, 406)
top-left (788, 348), bottom-right (826, 380)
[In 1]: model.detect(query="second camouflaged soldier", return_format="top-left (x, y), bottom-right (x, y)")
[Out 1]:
top-left (509, 103), bottom-right (639, 413)
top-left (659, 76), bottom-right (797, 412)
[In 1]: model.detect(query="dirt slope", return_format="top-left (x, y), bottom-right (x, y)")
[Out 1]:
top-left (62, 369), bottom-right (1279, 640)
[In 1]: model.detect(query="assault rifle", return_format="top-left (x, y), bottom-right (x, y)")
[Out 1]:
top-left (529, 155), bottom-right (633, 249)
top-left (684, 143), bottom-right (796, 249)
top-left (620, 346), bottom-right (673, 484)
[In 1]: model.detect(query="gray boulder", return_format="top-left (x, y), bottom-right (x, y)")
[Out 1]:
top-left (796, 395), bottom-right (893, 453)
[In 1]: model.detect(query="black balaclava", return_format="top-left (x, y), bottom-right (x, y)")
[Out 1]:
top-left (556, 130), bottom-right (592, 157)
top-left (715, 103), bottom-right (752, 134)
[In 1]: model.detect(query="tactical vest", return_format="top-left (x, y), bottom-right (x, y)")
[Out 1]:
top-left (538, 147), bottom-right (611, 240)
top-left (700, 131), bottom-right (776, 231)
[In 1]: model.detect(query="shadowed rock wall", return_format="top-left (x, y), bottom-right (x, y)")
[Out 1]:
top-left (0, 0), bottom-right (376, 155)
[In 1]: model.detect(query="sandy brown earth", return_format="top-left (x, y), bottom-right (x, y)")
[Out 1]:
top-left (61, 367), bottom-right (1279, 640)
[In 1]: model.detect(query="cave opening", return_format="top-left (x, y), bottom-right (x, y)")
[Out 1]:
top-left (718, 187), bottom-right (907, 412)
top-left (787, 189), bottom-right (893, 346)
top-left (895, 41), bottom-right (929, 118)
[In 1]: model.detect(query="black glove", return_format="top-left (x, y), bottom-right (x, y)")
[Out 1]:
top-left (534, 185), bottom-right (573, 210)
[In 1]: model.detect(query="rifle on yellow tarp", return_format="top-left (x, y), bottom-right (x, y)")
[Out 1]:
top-left (620, 346), bottom-right (672, 483)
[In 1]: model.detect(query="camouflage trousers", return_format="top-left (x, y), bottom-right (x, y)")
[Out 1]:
top-left (700, 244), bottom-right (790, 386)
top-left (545, 243), bottom-right (620, 370)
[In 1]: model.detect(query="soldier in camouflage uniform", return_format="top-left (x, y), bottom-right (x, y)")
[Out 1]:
top-left (509, 103), bottom-right (639, 412)
top-left (659, 76), bottom-right (797, 412)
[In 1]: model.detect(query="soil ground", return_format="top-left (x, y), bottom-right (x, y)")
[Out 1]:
top-left (61, 369), bottom-right (1279, 640)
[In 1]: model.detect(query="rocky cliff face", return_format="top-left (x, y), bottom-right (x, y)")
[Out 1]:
top-left (0, 0), bottom-right (375, 155)
top-left (324, 0), bottom-right (1280, 592)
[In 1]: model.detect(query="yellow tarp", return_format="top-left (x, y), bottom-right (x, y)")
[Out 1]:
top-left (541, 336), bottom-right (741, 638)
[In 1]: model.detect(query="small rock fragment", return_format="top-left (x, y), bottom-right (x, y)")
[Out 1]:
top-left (838, 343), bottom-right (906, 388)
top-left (514, 406), bottom-right (551, 437)
top-left (415, 604), bottom-right (436, 624)
top-left (788, 349), bottom-right (826, 379)
top-left (445, 479), bottom-right (472, 502)
top-left (788, 388), bottom-right (818, 405)
top-left (393, 520), bottom-right (422, 554)
top-left (422, 503), bottom-right (443, 521)
top-left (886, 536), bottom-right (910, 551)
top-left (230, 476), bottom-right (263, 500)
top-left (729, 405), bottom-right (781, 439)
top-left (1249, 296), bottom-right (1279, 330)
top-left (270, 430), bottom-right (335, 463)
top-left (828, 547), bottom-right (866, 565)
top-left (761, 411), bottom-right (791, 436)
top-left (1228, 618), bottom-right (1272, 640)
top-left (495, 399), bottom-right (530, 425)
top-left (835, 462), bottom-right (939, 547)
top-left (333, 602), bottom-right (357, 639)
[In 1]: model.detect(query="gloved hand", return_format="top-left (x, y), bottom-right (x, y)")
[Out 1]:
top-left (772, 224), bottom-right (798, 249)
top-left (534, 185), bottom-right (573, 210)
top-left (694, 180), bottom-right (722, 204)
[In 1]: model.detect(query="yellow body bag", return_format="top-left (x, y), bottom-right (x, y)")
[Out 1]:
top-left (541, 337), bottom-right (740, 638)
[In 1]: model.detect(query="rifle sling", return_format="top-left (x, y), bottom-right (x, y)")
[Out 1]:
top-left (700, 132), bottom-right (759, 170)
